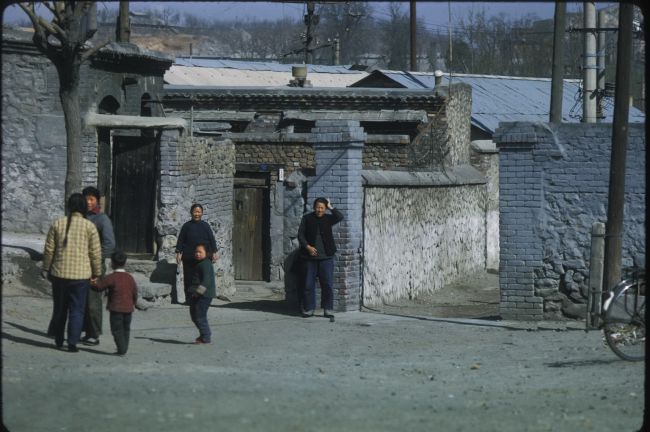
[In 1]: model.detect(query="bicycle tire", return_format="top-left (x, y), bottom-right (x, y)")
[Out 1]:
top-left (603, 278), bottom-right (646, 361)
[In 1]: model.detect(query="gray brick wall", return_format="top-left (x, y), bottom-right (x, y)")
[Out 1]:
top-left (495, 122), bottom-right (646, 320)
top-left (307, 120), bottom-right (365, 311)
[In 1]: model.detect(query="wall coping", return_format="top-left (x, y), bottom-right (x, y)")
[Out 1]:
top-left (362, 165), bottom-right (486, 187)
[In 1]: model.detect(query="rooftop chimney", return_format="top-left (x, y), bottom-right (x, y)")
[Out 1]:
top-left (434, 70), bottom-right (443, 86)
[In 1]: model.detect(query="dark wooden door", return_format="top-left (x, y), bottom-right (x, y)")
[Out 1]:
top-left (112, 136), bottom-right (156, 254)
top-left (233, 181), bottom-right (266, 280)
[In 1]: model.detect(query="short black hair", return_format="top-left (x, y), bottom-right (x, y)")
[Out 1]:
top-left (111, 250), bottom-right (127, 267)
top-left (82, 186), bottom-right (100, 201)
top-left (190, 203), bottom-right (204, 212)
top-left (195, 242), bottom-right (208, 252)
top-left (313, 197), bottom-right (328, 208)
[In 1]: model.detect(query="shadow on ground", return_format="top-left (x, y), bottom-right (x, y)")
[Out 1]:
top-left (217, 299), bottom-right (299, 317)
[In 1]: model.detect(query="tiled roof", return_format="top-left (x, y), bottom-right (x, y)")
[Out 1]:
top-left (355, 71), bottom-right (645, 133)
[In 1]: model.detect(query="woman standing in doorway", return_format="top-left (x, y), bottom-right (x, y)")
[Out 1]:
top-left (175, 204), bottom-right (219, 303)
top-left (42, 193), bottom-right (103, 352)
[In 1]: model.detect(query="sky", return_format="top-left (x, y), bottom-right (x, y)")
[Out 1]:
top-left (1, 1), bottom-right (592, 28)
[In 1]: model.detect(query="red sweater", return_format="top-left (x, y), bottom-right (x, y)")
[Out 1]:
top-left (94, 270), bottom-right (138, 313)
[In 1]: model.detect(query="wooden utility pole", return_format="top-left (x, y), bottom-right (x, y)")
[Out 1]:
top-left (549, 2), bottom-right (566, 123)
top-left (410, 0), bottom-right (417, 71)
top-left (304, 1), bottom-right (317, 64)
top-left (116, 1), bottom-right (130, 42)
top-left (582, 2), bottom-right (597, 123)
top-left (602, 3), bottom-right (634, 293)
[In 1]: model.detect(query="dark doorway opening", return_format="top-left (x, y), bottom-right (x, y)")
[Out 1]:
top-left (233, 172), bottom-right (270, 281)
top-left (111, 135), bottom-right (157, 255)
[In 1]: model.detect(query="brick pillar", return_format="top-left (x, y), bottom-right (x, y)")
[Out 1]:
top-left (309, 120), bottom-right (365, 312)
top-left (495, 124), bottom-right (544, 320)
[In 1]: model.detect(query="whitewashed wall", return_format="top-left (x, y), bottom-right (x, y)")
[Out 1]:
top-left (363, 185), bottom-right (486, 306)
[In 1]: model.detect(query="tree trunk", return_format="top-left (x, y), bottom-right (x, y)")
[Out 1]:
top-left (56, 59), bottom-right (83, 204)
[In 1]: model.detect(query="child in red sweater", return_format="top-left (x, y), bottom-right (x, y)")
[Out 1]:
top-left (92, 251), bottom-right (138, 355)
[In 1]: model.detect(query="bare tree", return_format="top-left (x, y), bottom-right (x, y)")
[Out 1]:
top-left (380, 2), bottom-right (410, 70)
top-left (19, 2), bottom-right (106, 203)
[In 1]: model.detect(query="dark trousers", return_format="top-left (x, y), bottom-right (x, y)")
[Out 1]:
top-left (182, 259), bottom-right (195, 301)
top-left (83, 289), bottom-right (103, 338)
top-left (189, 295), bottom-right (213, 342)
top-left (303, 257), bottom-right (334, 312)
top-left (83, 260), bottom-right (105, 338)
top-left (51, 277), bottom-right (89, 347)
top-left (110, 312), bottom-right (132, 355)
top-left (47, 282), bottom-right (62, 337)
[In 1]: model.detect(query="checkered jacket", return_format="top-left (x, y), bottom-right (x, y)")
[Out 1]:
top-left (43, 212), bottom-right (103, 280)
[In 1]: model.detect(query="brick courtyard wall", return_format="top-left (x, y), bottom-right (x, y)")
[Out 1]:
top-left (307, 120), bottom-right (365, 311)
top-left (495, 122), bottom-right (645, 320)
top-left (157, 130), bottom-right (236, 296)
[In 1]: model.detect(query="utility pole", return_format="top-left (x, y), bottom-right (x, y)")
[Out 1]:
top-left (596, 8), bottom-right (607, 120)
top-left (549, 2), bottom-right (566, 123)
top-left (602, 3), bottom-right (634, 294)
top-left (116, 1), bottom-right (130, 43)
top-left (303, 1), bottom-right (318, 64)
top-left (582, 2), bottom-right (597, 123)
top-left (410, 0), bottom-right (417, 71)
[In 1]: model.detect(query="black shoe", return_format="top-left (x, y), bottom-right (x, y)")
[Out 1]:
top-left (81, 336), bottom-right (99, 346)
top-left (68, 345), bottom-right (79, 353)
top-left (323, 310), bottom-right (335, 319)
top-left (301, 310), bottom-right (314, 318)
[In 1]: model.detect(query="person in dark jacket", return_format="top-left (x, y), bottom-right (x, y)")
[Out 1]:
top-left (175, 203), bottom-right (219, 302)
top-left (297, 197), bottom-right (344, 318)
top-left (188, 243), bottom-right (217, 344)
top-left (81, 186), bottom-right (116, 346)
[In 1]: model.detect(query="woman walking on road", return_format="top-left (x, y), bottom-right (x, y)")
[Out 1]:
top-left (42, 193), bottom-right (103, 352)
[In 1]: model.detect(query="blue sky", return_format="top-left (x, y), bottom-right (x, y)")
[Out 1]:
top-left (2, 2), bottom-right (592, 28)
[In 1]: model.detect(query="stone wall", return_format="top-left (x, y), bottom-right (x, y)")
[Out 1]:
top-left (2, 33), bottom-right (171, 234)
top-left (470, 141), bottom-right (500, 271)
top-left (2, 40), bottom-right (66, 232)
top-left (495, 122), bottom-right (646, 320)
top-left (363, 184), bottom-right (487, 306)
top-left (157, 131), bottom-right (236, 296)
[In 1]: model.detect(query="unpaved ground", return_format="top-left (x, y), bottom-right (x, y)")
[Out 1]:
top-left (1, 238), bottom-right (646, 432)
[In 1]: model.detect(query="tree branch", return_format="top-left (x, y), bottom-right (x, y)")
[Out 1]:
top-left (19, 3), bottom-right (48, 48)
top-left (81, 40), bottom-right (110, 63)
top-left (73, 1), bottom-right (92, 19)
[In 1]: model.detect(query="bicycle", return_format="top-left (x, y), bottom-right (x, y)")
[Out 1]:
top-left (587, 267), bottom-right (646, 361)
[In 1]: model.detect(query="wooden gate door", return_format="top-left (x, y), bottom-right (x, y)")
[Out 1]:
top-left (112, 136), bottom-right (156, 254)
top-left (233, 175), bottom-right (268, 280)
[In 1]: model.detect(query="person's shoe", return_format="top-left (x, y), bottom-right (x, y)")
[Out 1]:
top-left (323, 310), bottom-right (335, 319)
top-left (301, 310), bottom-right (314, 318)
top-left (68, 345), bottom-right (79, 353)
top-left (115, 351), bottom-right (126, 356)
top-left (193, 337), bottom-right (210, 345)
top-left (81, 336), bottom-right (99, 346)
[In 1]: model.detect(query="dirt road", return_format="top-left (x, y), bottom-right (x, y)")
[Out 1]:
top-left (1, 239), bottom-right (645, 432)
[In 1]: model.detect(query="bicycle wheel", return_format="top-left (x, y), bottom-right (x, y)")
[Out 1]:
top-left (603, 280), bottom-right (646, 361)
